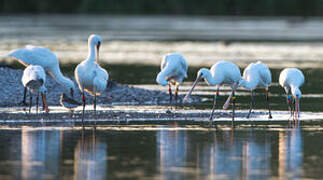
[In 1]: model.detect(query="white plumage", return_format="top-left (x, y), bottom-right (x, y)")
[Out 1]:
top-left (75, 34), bottom-right (109, 122)
top-left (156, 53), bottom-right (188, 104)
top-left (239, 61), bottom-right (272, 119)
top-left (8, 45), bottom-right (75, 97)
top-left (184, 61), bottom-right (242, 122)
top-left (22, 65), bottom-right (48, 113)
top-left (279, 68), bottom-right (305, 119)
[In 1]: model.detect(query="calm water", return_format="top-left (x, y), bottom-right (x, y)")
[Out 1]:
top-left (0, 124), bottom-right (323, 179)
top-left (2, 15), bottom-right (323, 179)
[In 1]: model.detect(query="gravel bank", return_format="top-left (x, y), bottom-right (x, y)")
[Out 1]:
top-left (0, 67), bottom-right (201, 107)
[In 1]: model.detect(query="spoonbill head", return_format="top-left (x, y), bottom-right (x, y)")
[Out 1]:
top-left (156, 53), bottom-right (188, 105)
top-left (75, 34), bottom-right (109, 124)
top-left (238, 61), bottom-right (272, 119)
top-left (8, 45), bottom-right (76, 98)
top-left (184, 61), bottom-right (241, 122)
top-left (22, 65), bottom-right (49, 113)
top-left (279, 68), bottom-right (305, 120)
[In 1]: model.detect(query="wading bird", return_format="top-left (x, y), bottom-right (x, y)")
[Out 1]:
top-left (184, 61), bottom-right (241, 123)
top-left (156, 53), bottom-right (188, 105)
top-left (22, 65), bottom-right (49, 113)
top-left (75, 34), bottom-right (109, 123)
top-left (238, 61), bottom-right (272, 119)
top-left (9, 45), bottom-right (76, 102)
top-left (279, 68), bottom-right (305, 120)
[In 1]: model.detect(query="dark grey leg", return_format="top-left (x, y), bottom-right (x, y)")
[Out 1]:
top-left (265, 89), bottom-right (272, 119)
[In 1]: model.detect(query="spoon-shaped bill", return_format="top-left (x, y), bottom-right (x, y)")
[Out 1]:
top-left (223, 93), bottom-right (232, 110)
top-left (183, 75), bottom-right (202, 102)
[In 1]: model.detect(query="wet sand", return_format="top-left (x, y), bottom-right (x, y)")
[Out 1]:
top-left (1, 105), bottom-right (323, 124)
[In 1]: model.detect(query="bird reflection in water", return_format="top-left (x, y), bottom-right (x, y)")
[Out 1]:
top-left (74, 128), bottom-right (107, 180)
top-left (278, 126), bottom-right (303, 179)
top-left (21, 127), bottom-right (61, 179)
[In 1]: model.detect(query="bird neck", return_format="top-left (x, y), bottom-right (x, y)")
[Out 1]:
top-left (156, 66), bottom-right (173, 85)
top-left (291, 85), bottom-right (301, 97)
top-left (241, 78), bottom-right (258, 90)
top-left (48, 66), bottom-right (73, 90)
top-left (203, 69), bottom-right (220, 86)
top-left (87, 41), bottom-right (96, 63)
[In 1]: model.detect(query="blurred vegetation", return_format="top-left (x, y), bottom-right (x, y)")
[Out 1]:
top-left (1, 0), bottom-right (323, 16)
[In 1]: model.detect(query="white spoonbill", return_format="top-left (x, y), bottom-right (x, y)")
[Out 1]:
top-left (156, 53), bottom-right (188, 105)
top-left (279, 68), bottom-right (305, 120)
top-left (8, 45), bottom-right (76, 101)
top-left (22, 65), bottom-right (49, 113)
top-left (184, 61), bottom-right (242, 122)
top-left (238, 61), bottom-right (272, 119)
top-left (75, 34), bottom-right (109, 123)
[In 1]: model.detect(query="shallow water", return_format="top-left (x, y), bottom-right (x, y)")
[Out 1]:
top-left (2, 14), bottom-right (323, 179)
top-left (0, 124), bottom-right (322, 179)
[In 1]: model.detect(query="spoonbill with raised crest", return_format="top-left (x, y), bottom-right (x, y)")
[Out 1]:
top-left (22, 65), bottom-right (49, 113)
top-left (184, 61), bottom-right (242, 123)
top-left (75, 34), bottom-right (109, 123)
top-left (279, 68), bottom-right (305, 120)
top-left (156, 53), bottom-right (188, 105)
top-left (238, 61), bottom-right (272, 119)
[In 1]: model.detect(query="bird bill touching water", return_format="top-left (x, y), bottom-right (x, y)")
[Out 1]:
top-left (184, 61), bottom-right (241, 123)
top-left (156, 53), bottom-right (188, 107)
top-left (279, 68), bottom-right (305, 121)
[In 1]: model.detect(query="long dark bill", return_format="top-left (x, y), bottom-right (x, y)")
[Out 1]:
top-left (183, 74), bottom-right (202, 102)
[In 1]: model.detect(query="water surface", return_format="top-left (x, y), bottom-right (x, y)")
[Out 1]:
top-left (0, 124), bottom-right (322, 179)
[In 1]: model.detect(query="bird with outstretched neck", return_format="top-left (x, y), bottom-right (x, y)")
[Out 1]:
top-left (184, 61), bottom-right (242, 124)
top-left (9, 45), bottom-right (76, 105)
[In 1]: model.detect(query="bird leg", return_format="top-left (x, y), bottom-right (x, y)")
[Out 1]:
top-left (20, 87), bottom-right (27, 106)
top-left (232, 91), bottom-right (236, 122)
top-left (209, 90), bottom-right (220, 123)
top-left (286, 95), bottom-right (293, 119)
top-left (265, 89), bottom-right (272, 119)
top-left (36, 92), bottom-right (39, 114)
top-left (246, 90), bottom-right (255, 119)
top-left (82, 91), bottom-right (86, 126)
top-left (168, 84), bottom-right (173, 107)
top-left (94, 93), bottom-right (97, 125)
top-left (41, 93), bottom-right (49, 113)
top-left (29, 91), bottom-right (32, 114)
top-left (174, 84), bottom-right (179, 104)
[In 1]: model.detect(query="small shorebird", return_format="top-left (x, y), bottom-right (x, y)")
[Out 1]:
top-left (156, 53), bottom-right (188, 105)
top-left (239, 61), bottom-right (272, 119)
top-left (75, 34), bottom-right (109, 123)
top-left (60, 93), bottom-right (82, 117)
top-left (22, 65), bottom-right (49, 113)
top-left (9, 45), bottom-right (76, 102)
top-left (184, 61), bottom-right (241, 123)
top-left (279, 68), bottom-right (305, 120)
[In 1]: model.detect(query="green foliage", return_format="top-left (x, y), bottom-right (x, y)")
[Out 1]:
top-left (1, 0), bottom-right (323, 16)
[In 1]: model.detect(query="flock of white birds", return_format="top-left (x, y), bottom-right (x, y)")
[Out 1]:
top-left (7, 34), bottom-right (305, 123)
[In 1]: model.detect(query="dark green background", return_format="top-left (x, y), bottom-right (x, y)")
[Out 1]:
top-left (1, 0), bottom-right (323, 16)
